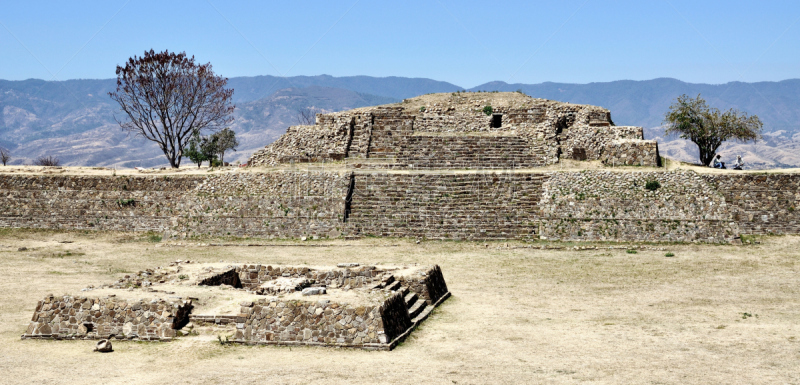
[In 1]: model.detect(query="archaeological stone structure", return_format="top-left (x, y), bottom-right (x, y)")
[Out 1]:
top-left (1, 92), bottom-right (799, 244)
top-left (22, 262), bottom-right (449, 350)
top-left (248, 92), bottom-right (661, 169)
top-left (1, 170), bottom-right (799, 243)
top-left (9, 91), bottom-right (800, 350)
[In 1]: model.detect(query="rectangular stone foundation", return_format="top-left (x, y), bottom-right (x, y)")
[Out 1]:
top-left (21, 263), bottom-right (450, 350)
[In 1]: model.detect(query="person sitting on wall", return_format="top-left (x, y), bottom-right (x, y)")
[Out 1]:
top-left (711, 154), bottom-right (726, 169)
top-left (733, 155), bottom-right (744, 170)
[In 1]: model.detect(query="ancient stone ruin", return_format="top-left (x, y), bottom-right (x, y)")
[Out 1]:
top-left (22, 262), bottom-right (449, 350)
top-left (248, 92), bottom-right (660, 169)
top-left (1, 92), bottom-right (799, 245)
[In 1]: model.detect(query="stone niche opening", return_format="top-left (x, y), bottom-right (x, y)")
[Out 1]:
top-left (572, 148), bottom-right (587, 161)
top-left (198, 269), bottom-right (242, 288)
top-left (491, 114), bottom-right (503, 128)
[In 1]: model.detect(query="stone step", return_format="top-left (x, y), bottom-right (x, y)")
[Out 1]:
top-left (411, 302), bottom-right (434, 324)
top-left (408, 300), bottom-right (427, 319)
top-left (397, 286), bottom-right (409, 297)
top-left (384, 280), bottom-right (401, 292)
top-left (404, 291), bottom-right (418, 307)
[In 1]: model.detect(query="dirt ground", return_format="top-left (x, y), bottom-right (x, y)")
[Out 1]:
top-left (0, 229), bottom-right (798, 384)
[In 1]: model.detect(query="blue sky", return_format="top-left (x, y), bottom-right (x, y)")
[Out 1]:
top-left (1, 1), bottom-right (799, 87)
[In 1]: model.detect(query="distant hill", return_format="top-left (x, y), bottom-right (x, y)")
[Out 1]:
top-left (227, 74), bottom-right (461, 102)
top-left (0, 79), bottom-right (398, 167)
top-left (1, 75), bottom-right (798, 168)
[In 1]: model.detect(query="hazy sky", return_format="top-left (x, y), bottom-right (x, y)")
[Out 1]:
top-left (2, 1), bottom-right (799, 87)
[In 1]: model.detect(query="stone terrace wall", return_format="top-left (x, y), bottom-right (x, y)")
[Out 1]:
top-left (176, 172), bottom-right (348, 239)
top-left (23, 295), bottom-right (192, 341)
top-left (565, 126), bottom-right (647, 163)
top-left (539, 171), bottom-right (739, 243)
top-left (247, 123), bottom-right (351, 166)
top-left (703, 174), bottom-right (800, 235)
top-left (5, 170), bottom-right (800, 243)
top-left (0, 172), bottom-right (349, 239)
top-left (346, 170), bottom-right (752, 243)
top-left (0, 175), bottom-right (198, 232)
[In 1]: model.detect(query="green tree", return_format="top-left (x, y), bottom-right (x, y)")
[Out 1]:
top-left (200, 135), bottom-right (220, 167)
top-left (182, 132), bottom-right (207, 168)
top-left (664, 94), bottom-right (762, 166)
top-left (209, 127), bottom-right (239, 165)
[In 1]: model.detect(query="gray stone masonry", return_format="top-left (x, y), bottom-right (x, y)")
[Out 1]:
top-left (3, 170), bottom-right (800, 243)
top-left (23, 295), bottom-right (192, 341)
top-left (23, 263), bottom-right (451, 351)
top-left (247, 92), bottom-right (659, 169)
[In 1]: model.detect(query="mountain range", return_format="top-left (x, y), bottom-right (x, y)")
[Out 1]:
top-left (1, 75), bottom-right (798, 168)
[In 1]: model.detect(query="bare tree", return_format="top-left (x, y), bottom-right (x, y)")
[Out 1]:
top-left (296, 107), bottom-right (319, 125)
top-left (109, 50), bottom-right (235, 168)
top-left (0, 147), bottom-right (10, 166)
top-left (34, 156), bottom-right (60, 166)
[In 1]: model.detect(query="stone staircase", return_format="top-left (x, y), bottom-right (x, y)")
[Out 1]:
top-left (374, 275), bottom-right (432, 323)
top-left (347, 173), bottom-right (546, 239)
top-left (396, 134), bottom-right (547, 169)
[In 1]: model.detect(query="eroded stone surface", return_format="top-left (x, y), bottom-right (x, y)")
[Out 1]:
top-left (247, 92), bottom-right (657, 169)
top-left (22, 262), bottom-right (450, 350)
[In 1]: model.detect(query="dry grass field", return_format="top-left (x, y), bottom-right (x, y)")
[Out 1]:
top-left (0, 229), bottom-right (798, 384)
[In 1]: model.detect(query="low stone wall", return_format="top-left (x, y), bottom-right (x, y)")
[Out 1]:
top-left (233, 264), bottom-right (384, 290)
top-left (22, 295), bottom-right (192, 341)
top-left (347, 170), bottom-right (769, 243)
top-left (601, 139), bottom-right (660, 167)
top-left (233, 298), bottom-right (391, 348)
top-left (23, 263), bottom-right (451, 350)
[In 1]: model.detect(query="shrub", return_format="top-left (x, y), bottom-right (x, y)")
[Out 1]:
top-left (482, 105), bottom-right (493, 116)
top-left (645, 180), bottom-right (661, 191)
top-left (626, 249), bottom-right (638, 254)
top-left (117, 198), bottom-right (136, 207)
top-left (665, 252), bottom-right (675, 257)
top-left (34, 156), bottom-right (60, 166)
top-left (419, 106), bottom-right (426, 112)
